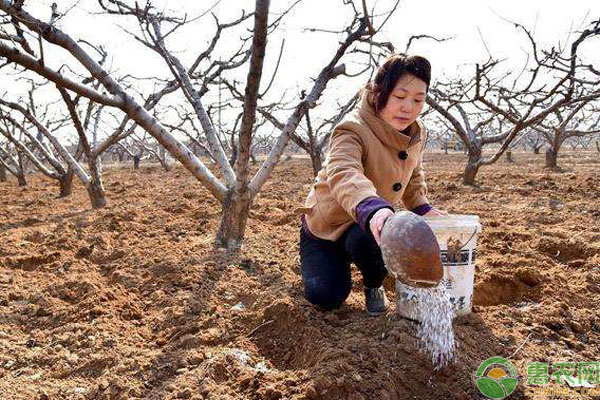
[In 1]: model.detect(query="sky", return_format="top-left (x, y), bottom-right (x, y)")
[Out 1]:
top-left (0, 0), bottom-right (598, 143)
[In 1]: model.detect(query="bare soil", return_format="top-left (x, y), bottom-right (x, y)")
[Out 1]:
top-left (0, 150), bottom-right (599, 400)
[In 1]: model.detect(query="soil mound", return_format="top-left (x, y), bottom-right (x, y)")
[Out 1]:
top-left (0, 152), bottom-right (598, 399)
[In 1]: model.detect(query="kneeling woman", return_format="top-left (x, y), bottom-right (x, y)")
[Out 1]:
top-left (298, 54), bottom-right (446, 315)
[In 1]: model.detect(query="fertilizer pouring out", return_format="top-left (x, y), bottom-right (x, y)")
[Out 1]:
top-left (379, 211), bottom-right (444, 288)
top-left (379, 211), bottom-right (457, 369)
top-left (377, 212), bottom-right (482, 369)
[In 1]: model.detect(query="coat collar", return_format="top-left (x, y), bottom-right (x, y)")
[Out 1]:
top-left (357, 90), bottom-right (422, 151)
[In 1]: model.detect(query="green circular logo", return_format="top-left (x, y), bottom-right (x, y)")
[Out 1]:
top-left (475, 357), bottom-right (519, 399)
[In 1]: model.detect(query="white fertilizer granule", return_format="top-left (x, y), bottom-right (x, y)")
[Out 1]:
top-left (413, 284), bottom-right (456, 369)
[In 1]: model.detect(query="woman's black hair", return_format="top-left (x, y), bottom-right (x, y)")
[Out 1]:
top-left (366, 53), bottom-right (431, 113)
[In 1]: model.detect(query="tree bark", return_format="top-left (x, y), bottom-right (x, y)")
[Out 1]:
top-left (533, 146), bottom-right (540, 154)
top-left (17, 172), bottom-right (27, 187)
top-left (310, 152), bottom-right (322, 177)
top-left (229, 146), bottom-right (238, 168)
top-left (58, 171), bottom-right (74, 197)
top-left (545, 147), bottom-right (558, 168)
top-left (463, 145), bottom-right (482, 185)
top-left (133, 154), bottom-right (141, 170)
top-left (87, 180), bottom-right (106, 209)
top-left (215, 191), bottom-right (252, 250)
top-left (463, 162), bottom-right (480, 186)
top-left (505, 149), bottom-right (514, 163)
top-left (0, 164), bottom-right (6, 182)
top-left (159, 157), bottom-right (171, 172)
top-left (233, 0), bottom-right (270, 190)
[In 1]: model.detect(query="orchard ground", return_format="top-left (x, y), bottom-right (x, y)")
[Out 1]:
top-left (0, 150), bottom-right (599, 400)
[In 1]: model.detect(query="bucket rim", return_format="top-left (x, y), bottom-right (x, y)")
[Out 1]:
top-left (423, 214), bottom-right (482, 233)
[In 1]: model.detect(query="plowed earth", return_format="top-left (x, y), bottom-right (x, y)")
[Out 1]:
top-left (0, 151), bottom-right (599, 400)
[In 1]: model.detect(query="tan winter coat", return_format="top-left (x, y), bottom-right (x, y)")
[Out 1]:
top-left (299, 90), bottom-right (430, 241)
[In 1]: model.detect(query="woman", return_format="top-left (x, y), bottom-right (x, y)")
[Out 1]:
top-left (298, 54), bottom-right (446, 316)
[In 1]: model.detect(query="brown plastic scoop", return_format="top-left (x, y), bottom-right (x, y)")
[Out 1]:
top-left (379, 211), bottom-right (444, 288)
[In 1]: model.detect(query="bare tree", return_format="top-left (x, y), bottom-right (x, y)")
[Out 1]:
top-left (56, 87), bottom-right (108, 207)
top-left (428, 19), bottom-right (600, 184)
top-left (0, 109), bottom-right (72, 193)
top-left (159, 105), bottom-right (216, 163)
top-left (0, 0), bottom-right (399, 249)
top-left (426, 92), bottom-right (499, 183)
top-left (523, 129), bottom-right (546, 154)
top-left (255, 90), bottom-right (359, 176)
top-left (129, 132), bottom-right (173, 171)
top-left (568, 133), bottom-right (598, 150)
top-left (260, 30), bottom-right (447, 176)
top-left (0, 137), bottom-right (27, 186)
top-left (533, 96), bottom-right (600, 168)
top-left (0, 97), bottom-right (107, 203)
top-left (0, 161), bottom-right (6, 182)
top-left (114, 137), bottom-right (146, 169)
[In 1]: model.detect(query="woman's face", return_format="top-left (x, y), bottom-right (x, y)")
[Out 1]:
top-left (378, 73), bottom-right (427, 132)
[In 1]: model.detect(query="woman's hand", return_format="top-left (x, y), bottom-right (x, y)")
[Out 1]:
top-left (423, 207), bottom-right (448, 217)
top-left (369, 208), bottom-right (395, 246)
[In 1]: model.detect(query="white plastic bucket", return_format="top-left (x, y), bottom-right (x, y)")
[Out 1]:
top-left (395, 214), bottom-right (482, 320)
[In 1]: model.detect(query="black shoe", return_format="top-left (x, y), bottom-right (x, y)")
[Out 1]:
top-left (364, 286), bottom-right (389, 316)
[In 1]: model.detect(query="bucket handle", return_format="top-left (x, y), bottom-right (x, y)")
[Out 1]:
top-left (446, 229), bottom-right (478, 263)
top-left (457, 229), bottom-right (478, 250)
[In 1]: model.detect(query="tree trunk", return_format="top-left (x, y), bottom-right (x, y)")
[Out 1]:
top-left (58, 173), bottom-right (74, 197)
top-left (310, 151), bottom-right (322, 177)
top-left (215, 190), bottom-right (252, 250)
top-left (596, 141), bottom-right (600, 153)
top-left (0, 164), bottom-right (6, 182)
top-left (83, 155), bottom-right (107, 208)
top-left (17, 151), bottom-right (28, 175)
top-left (17, 172), bottom-right (27, 187)
top-left (159, 157), bottom-right (171, 172)
top-left (533, 146), bottom-right (540, 154)
top-left (229, 145), bottom-right (238, 168)
top-left (159, 147), bottom-right (171, 171)
top-left (463, 144), bottom-right (482, 185)
top-left (545, 147), bottom-right (558, 168)
top-left (506, 149), bottom-right (514, 163)
top-left (463, 162), bottom-right (481, 186)
top-left (87, 181), bottom-right (107, 209)
top-left (133, 155), bottom-right (141, 170)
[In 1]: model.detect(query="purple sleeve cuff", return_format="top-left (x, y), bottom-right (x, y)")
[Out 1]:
top-left (356, 196), bottom-right (394, 232)
top-left (411, 203), bottom-right (433, 216)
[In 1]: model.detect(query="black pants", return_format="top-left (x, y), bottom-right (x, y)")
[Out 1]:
top-left (299, 224), bottom-right (388, 310)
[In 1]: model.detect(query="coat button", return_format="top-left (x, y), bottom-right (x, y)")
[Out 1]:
top-left (393, 182), bottom-right (403, 191)
top-left (398, 150), bottom-right (408, 160)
